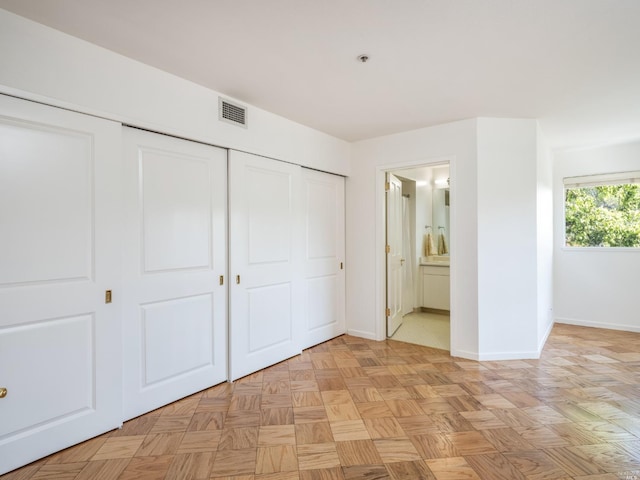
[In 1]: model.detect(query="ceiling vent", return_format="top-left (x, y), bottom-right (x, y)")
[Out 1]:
top-left (219, 97), bottom-right (247, 128)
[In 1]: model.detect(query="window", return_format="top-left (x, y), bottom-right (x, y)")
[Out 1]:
top-left (564, 172), bottom-right (640, 248)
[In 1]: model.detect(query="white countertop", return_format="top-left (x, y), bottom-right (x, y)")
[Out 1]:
top-left (420, 256), bottom-right (450, 267)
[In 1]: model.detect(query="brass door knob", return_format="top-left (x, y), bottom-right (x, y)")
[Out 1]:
top-left (0, 387), bottom-right (7, 398)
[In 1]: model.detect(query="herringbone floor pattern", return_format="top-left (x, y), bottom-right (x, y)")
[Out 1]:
top-left (4, 323), bottom-right (640, 479)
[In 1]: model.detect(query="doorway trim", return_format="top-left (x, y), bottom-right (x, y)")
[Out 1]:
top-left (375, 156), bottom-right (457, 353)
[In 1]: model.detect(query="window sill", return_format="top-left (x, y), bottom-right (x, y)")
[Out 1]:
top-left (561, 246), bottom-right (640, 253)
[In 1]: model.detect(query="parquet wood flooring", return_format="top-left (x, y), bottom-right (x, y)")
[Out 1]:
top-left (4, 323), bottom-right (640, 479)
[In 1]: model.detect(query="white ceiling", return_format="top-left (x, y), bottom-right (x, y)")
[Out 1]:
top-left (1, 0), bottom-right (640, 150)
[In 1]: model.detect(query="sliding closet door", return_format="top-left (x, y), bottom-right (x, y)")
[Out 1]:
top-left (122, 128), bottom-right (227, 420)
top-left (0, 95), bottom-right (122, 475)
top-left (302, 169), bottom-right (346, 349)
top-left (229, 150), bottom-right (303, 381)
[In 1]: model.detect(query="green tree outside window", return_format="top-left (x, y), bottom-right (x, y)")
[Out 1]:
top-left (565, 183), bottom-right (640, 247)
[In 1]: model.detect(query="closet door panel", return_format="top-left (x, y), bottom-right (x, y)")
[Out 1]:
top-left (0, 94), bottom-right (122, 475)
top-left (141, 152), bottom-right (212, 271)
top-left (140, 294), bottom-right (214, 384)
top-left (229, 150), bottom-right (303, 381)
top-left (122, 128), bottom-right (227, 420)
top-left (0, 123), bottom-right (92, 284)
top-left (247, 284), bottom-right (292, 351)
top-left (302, 169), bottom-right (345, 349)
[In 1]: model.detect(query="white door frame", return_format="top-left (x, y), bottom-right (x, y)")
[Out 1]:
top-left (375, 156), bottom-right (457, 350)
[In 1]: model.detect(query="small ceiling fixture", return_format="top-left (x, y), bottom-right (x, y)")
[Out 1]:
top-left (357, 54), bottom-right (369, 63)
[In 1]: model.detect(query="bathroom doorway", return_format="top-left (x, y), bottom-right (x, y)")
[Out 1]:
top-left (385, 163), bottom-right (451, 351)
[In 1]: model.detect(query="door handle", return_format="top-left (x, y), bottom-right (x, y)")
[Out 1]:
top-left (400, 258), bottom-right (405, 265)
top-left (236, 275), bottom-right (240, 284)
top-left (0, 387), bottom-right (7, 398)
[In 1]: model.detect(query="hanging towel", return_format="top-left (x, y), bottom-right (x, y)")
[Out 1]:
top-left (424, 233), bottom-right (435, 257)
top-left (437, 232), bottom-right (449, 255)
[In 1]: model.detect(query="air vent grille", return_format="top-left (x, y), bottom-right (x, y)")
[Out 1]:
top-left (219, 97), bottom-right (247, 127)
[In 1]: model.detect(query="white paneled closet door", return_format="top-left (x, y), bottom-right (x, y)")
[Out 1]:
top-left (229, 150), bottom-right (303, 381)
top-left (0, 95), bottom-right (122, 475)
top-left (122, 127), bottom-right (227, 420)
top-left (301, 169), bottom-right (346, 349)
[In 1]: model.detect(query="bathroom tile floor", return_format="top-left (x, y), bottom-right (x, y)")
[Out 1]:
top-left (391, 311), bottom-right (450, 351)
top-left (4, 323), bottom-right (640, 479)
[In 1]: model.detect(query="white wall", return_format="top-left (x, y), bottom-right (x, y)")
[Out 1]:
top-left (0, 10), bottom-right (350, 175)
top-left (348, 119), bottom-right (479, 358)
top-left (476, 118), bottom-right (540, 359)
top-left (554, 141), bottom-right (640, 332)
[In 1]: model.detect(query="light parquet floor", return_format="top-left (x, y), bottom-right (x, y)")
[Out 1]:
top-left (4, 323), bottom-right (640, 480)
top-left (391, 311), bottom-right (450, 351)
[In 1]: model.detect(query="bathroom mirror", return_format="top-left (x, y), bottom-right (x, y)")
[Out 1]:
top-left (432, 187), bottom-right (450, 254)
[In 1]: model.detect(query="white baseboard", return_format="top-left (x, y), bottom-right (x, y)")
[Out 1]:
top-left (450, 349), bottom-right (479, 361)
top-left (476, 350), bottom-right (541, 361)
top-left (454, 342), bottom-right (547, 362)
top-left (346, 329), bottom-right (378, 341)
top-left (456, 321), bottom-right (554, 362)
top-left (555, 317), bottom-right (640, 333)
top-left (538, 320), bottom-right (554, 352)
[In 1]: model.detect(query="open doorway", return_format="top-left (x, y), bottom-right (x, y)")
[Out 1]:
top-left (385, 163), bottom-right (451, 351)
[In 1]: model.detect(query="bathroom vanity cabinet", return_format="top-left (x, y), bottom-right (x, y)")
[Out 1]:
top-left (421, 264), bottom-right (450, 310)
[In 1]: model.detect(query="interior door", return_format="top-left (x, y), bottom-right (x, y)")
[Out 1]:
top-left (229, 150), bottom-right (303, 381)
top-left (401, 197), bottom-right (414, 316)
top-left (0, 94), bottom-right (122, 474)
top-left (386, 173), bottom-right (403, 336)
top-left (122, 127), bottom-right (227, 420)
top-left (301, 169), bottom-right (345, 349)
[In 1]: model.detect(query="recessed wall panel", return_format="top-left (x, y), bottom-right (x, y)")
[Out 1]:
top-left (0, 315), bottom-right (94, 439)
top-left (0, 120), bottom-right (93, 286)
top-left (247, 167), bottom-right (291, 265)
top-left (306, 275), bottom-right (337, 331)
top-left (141, 150), bottom-right (211, 273)
top-left (141, 294), bottom-right (213, 386)
top-left (248, 283), bottom-right (292, 353)
top-left (306, 181), bottom-right (337, 260)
